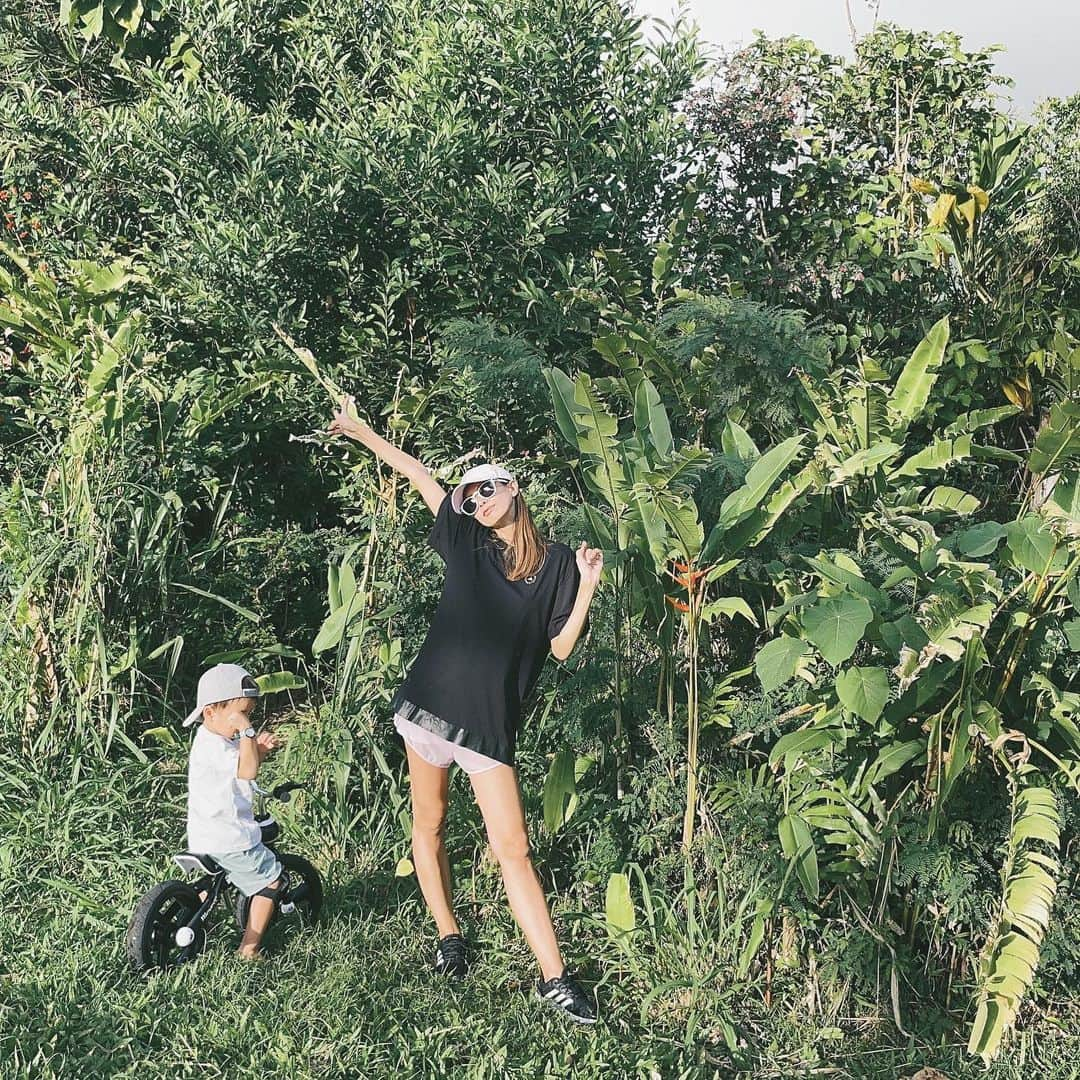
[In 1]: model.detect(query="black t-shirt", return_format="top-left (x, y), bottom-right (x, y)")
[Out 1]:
top-left (390, 494), bottom-right (582, 765)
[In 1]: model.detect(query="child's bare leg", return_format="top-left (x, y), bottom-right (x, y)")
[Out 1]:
top-left (239, 878), bottom-right (280, 958)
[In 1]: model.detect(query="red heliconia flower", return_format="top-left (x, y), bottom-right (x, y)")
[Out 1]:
top-left (668, 559), bottom-right (708, 590)
top-left (665, 595), bottom-right (690, 613)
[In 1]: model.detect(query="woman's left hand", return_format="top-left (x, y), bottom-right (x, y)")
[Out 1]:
top-left (575, 541), bottom-right (604, 589)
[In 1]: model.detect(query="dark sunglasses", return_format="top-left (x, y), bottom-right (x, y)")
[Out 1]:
top-left (461, 478), bottom-right (509, 516)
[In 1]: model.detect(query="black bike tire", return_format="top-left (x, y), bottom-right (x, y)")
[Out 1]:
top-left (126, 879), bottom-right (206, 972)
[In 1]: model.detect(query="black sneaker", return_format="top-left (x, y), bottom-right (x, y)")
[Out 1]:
top-left (433, 933), bottom-right (469, 978)
top-left (536, 968), bottom-right (597, 1024)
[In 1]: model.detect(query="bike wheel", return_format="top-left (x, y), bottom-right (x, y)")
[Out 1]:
top-left (234, 853), bottom-right (324, 931)
top-left (126, 880), bottom-right (206, 972)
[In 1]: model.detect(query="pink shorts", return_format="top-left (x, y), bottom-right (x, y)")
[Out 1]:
top-left (393, 714), bottom-right (502, 775)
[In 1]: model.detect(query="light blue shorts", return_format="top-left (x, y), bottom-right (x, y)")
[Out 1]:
top-left (209, 843), bottom-right (283, 897)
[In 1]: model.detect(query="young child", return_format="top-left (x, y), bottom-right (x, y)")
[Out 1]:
top-left (184, 663), bottom-right (282, 959)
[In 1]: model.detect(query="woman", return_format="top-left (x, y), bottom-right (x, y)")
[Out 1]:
top-left (328, 396), bottom-right (603, 1024)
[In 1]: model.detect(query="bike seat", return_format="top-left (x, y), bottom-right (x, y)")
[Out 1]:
top-left (173, 852), bottom-right (223, 875)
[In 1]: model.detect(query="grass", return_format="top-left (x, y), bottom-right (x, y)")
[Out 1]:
top-left (2, 746), bottom-right (1078, 1079)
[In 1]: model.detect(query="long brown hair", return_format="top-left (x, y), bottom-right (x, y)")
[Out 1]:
top-left (493, 491), bottom-right (548, 581)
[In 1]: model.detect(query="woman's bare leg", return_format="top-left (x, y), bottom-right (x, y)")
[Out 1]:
top-left (405, 744), bottom-right (459, 937)
top-left (469, 764), bottom-right (564, 981)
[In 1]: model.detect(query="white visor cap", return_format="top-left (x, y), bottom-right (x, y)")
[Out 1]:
top-left (449, 463), bottom-right (515, 514)
top-left (183, 663), bottom-right (260, 727)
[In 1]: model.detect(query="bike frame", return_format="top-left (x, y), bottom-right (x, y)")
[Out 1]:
top-left (184, 869), bottom-right (231, 930)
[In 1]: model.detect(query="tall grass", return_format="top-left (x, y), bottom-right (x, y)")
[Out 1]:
top-left (3, 724), bottom-right (1078, 1078)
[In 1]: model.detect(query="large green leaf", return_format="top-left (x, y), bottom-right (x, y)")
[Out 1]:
top-left (956, 521), bottom-right (1008, 557)
top-left (541, 366), bottom-right (584, 449)
top-left (593, 333), bottom-right (639, 400)
top-left (274, 324), bottom-right (345, 402)
top-left (543, 750), bottom-right (577, 835)
top-left (944, 405), bottom-right (1020, 436)
top-left (624, 482), bottom-right (671, 567)
top-left (721, 418), bottom-right (759, 469)
top-left (717, 435), bottom-right (804, 529)
top-left (185, 373), bottom-right (277, 437)
top-left (584, 459), bottom-right (628, 508)
top-left (1005, 515), bottom-right (1068, 575)
top-left (575, 375), bottom-right (627, 506)
top-left (255, 671), bottom-right (307, 694)
top-left (605, 872), bottom-right (635, 936)
top-left (173, 583), bottom-right (259, 624)
top-left (85, 329), bottom-right (126, 404)
top-left (1043, 472), bottom-right (1080, 524)
top-left (968, 785), bottom-right (1061, 1063)
top-left (633, 377), bottom-right (674, 460)
top-left (804, 554), bottom-right (888, 607)
top-left (312, 606), bottom-right (350, 654)
top-left (337, 563), bottom-right (358, 612)
top-left (883, 660), bottom-right (955, 725)
top-left (573, 373), bottom-right (619, 451)
top-left (836, 666), bottom-right (890, 723)
top-left (582, 503), bottom-right (614, 550)
top-left (755, 636), bottom-right (809, 693)
top-left (922, 485), bottom-right (981, 515)
top-left (713, 460), bottom-right (820, 557)
top-left (802, 594), bottom-right (874, 665)
top-left (652, 488), bottom-right (703, 562)
top-left (636, 446), bottom-right (712, 490)
top-left (890, 316), bottom-right (949, 424)
top-left (1028, 399), bottom-right (1080, 475)
top-left (864, 739), bottom-right (925, 786)
top-left (700, 597), bottom-right (757, 626)
top-left (736, 898), bottom-right (774, 978)
top-left (829, 442), bottom-right (900, 484)
top-left (845, 379), bottom-right (890, 450)
top-left (769, 727), bottom-right (839, 766)
top-left (778, 813), bottom-right (819, 902)
top-left (891, 434), bottom-right (973, 478)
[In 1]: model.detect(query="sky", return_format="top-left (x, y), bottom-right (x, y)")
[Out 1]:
top-left (634, 0), bottom-right (1079, 116)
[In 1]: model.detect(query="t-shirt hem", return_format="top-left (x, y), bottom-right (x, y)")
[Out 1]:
top-left (391, 694), bottom-right (515, 766)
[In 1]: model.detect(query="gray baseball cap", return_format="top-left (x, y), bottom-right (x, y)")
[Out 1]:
top-left (184, 663), bottom-right (260, 727)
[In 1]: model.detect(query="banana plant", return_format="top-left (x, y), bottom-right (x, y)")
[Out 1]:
top-left (912, 122), bottom-right (1030, 304)
top-left (545, 360), bottom-right (809, 846)
top-left (794, 317), bottom-right (1022, 539)
top-left (543, 193), bottom-right (818, 844)
top-left (747, 320), bottom-right (1080, 1060)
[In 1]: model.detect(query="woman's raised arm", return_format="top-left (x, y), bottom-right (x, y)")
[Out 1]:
top-left (328, 395), bottom-right (446, 515)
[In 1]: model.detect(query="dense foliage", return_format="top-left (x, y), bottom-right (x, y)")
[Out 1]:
top-left (2, 3), bottom-right (1078, 1075)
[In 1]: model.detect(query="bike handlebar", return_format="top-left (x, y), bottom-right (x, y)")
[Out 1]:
top-left (270, 781), bottom-right (306, 803)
